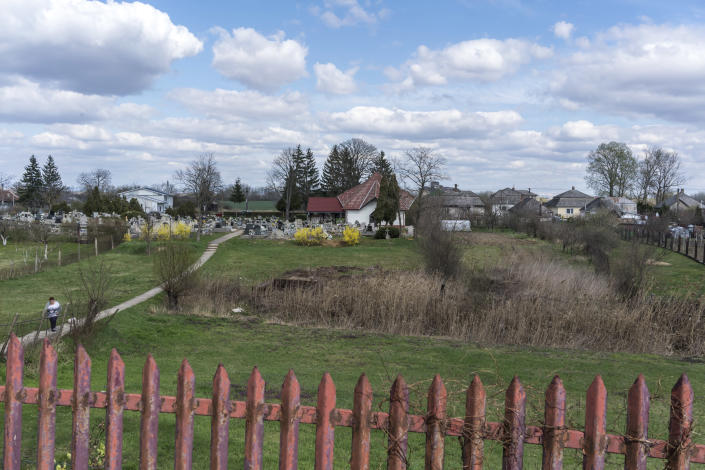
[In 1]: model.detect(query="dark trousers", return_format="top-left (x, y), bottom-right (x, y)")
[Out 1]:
top-left (49, 316), bottom-right (57, 330)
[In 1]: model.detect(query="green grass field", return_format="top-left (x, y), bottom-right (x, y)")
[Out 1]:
top-left (0, 240), bottom-right (82, 269)
top-left (202, 237), bottom-right (421, 283)
top-left (0, 235), bottom-right (218, 324)
top-left (649, 249), bottom-right (705, 296)
top-left (3, 301), bottom-right (703, 469)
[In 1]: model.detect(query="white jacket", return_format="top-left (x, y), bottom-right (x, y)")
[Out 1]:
top-left (45, 301), bottom-right (61, 318)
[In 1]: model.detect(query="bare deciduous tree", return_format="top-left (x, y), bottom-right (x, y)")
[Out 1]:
top-left (652, 147), bottom-right (685, 205)
top-left (77, 168), bottom-right (112, 193)
top-left (154, 242), bottom-right (198, 310)
top-left (175, 153), bottom-right (223, 241)
top-left (267, 148), bottom-right (298, 221)
top-left (398, 147), bottom-right (446, 228)
top-left (635, 148), bottom-right (659, 204)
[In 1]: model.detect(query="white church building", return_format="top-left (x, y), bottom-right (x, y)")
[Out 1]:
top-left (118, 187), bottom-right (174, 213)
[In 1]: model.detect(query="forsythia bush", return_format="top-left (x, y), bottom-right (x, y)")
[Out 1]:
top-left (156, 223), bottom-right (171, 240)
top-left (342, 226), bottom-right (361, 246)
top-left (173, 221), bottom-right (192, 239)
top-left (122, 232), bottom-right (132, 242)
top-left (294, 226), bottom-right (327, 246)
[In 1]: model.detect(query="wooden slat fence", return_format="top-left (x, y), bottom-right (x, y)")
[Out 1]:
top-left (2, 334), bottom-right (704, 469)
top-left (622, 224), bottom-right (705, 265)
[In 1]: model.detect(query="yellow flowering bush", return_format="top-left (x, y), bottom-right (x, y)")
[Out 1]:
top-left (156, 223), bottom-right (172, 240)
top-left (294, 226), bottom-right (327, 246)
top-left (342, 226), bottom-right (361, 246)
top-left (122, 232), bottom-right (132, 242)
top-left (173, 221), bottom-right (192, 239)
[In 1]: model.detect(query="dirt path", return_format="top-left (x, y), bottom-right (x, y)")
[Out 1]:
top-left (13, 230), bottom-right (242, 347)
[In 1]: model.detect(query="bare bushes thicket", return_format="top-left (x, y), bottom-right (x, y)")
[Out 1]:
top-left (66, 259), bottom-right (114, 342)
top-left (416, 197), bottom-right (463, 280)
top-left (154, 242), bottom-right (198, 309)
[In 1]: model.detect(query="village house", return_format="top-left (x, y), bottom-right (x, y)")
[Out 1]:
top-left (118, 187), bottom-right (174, 214)
top-left (543, 187), bottom-right (594, 219)
top-left (429, 182), bottom-right (485, 218)
top-left (582, 196), bottom-right (638, 219)
top-left (508, 196), bottom-right (550, 218)
top-left (306, 173), bottom-right (415, 225)
top-left (490, 187), bottom-right (537, 214)
top-left (657, 189), bottom-right (704, 215)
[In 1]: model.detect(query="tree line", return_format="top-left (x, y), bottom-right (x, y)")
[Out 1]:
top-left (584, 142), bottom-right (686, 206)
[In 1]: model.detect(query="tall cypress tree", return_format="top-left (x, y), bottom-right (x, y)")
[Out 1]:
top-left (42, 155), bottom-right (64, 210)
top-left (372, 173), bottom-right (400, 225)
top-left (18, 155), bottom-right (43, 210)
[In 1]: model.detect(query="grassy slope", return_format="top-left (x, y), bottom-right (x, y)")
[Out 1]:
top-left (0, 235), bottom-right (218, 324)
top-left (4, 304), bottom-right (703, 469)
top-left (649, 249), bottom-right (705, 296)
top-left (0, 240), bottom-right (82, 269)
top-left (201, 237), bottom-right (421, 283)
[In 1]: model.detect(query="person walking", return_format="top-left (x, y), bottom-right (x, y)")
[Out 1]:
top-left (44, 297), bottom-right (61, 332)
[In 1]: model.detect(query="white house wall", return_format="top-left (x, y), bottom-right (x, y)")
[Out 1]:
top-left (345, 200), bottom-right (406, 226)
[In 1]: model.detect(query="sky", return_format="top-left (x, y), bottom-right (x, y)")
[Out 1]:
top-left (2, 0), bottom-right (705, 197)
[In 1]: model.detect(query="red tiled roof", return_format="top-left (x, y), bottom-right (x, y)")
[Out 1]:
top-left (307, 196), bottom-right (343, 213)
top-left (336, 173), bottom-right (415, 211)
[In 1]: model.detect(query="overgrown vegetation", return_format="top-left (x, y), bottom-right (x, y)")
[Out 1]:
top-left (154, 242), bottom-right (198, 309)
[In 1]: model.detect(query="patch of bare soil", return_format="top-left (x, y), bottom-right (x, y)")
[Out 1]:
top-left (647, 259), bottom-right (671, 266)
top-left (257, 265), bottom-right (379, 290)
top-left (458, 232), bottom-right (538, 247)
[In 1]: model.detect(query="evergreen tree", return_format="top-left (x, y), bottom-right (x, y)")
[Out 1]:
top-left (371, 151), bottom-right (393, 177)
top-left (83, 186), bottom-right (103, 215)
top-left (42, 155), bottom-right (64, 209)
top-left (322, 145), bottom-right (345, 195)
top-left (230, 178), bottom-right (246, 203)
top-left (128, 197), bottom-right (144, 213)
top-left (372, 173), bottom-right (400, 225)
top-left (297, 148), bottom-right (319, 202)
top-left (18, 155), bottom-right (44, 210)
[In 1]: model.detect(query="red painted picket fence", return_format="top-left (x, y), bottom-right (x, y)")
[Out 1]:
top-left (1, 334), bottom-right (703, 469)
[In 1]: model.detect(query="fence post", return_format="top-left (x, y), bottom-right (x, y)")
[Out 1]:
top-left (211, 364), bottom-right (231, 470)
top-left (463, 376), bottom-right (485, 469)
top-left (37, 339), bottom-right (58, 470)
top-left (315, 372), bottom-right (336, 470)
top-left (542, 376), bottom-right (566, 470)
top-left (245, 367), bottom-right (265, 470)
top-left (0, 313), bottom-right (20, 357)
top-left (105, 349), bottom-right (125, 470)
top-left (94, 237), bottom-right (98, 257)
top-left (387, 375), bottom-right (409, 470)
top-left (140, 355), bottom-right (160, 470)
top-left (174, 359), bottom-right (195, 470)
top-left (502, 376), bottom-right (526, 470)
top-left (72, 345), bottom-right (91, 470)
top-left (351, 374), bottom-right (372, 470)
top-left (3, 334), bottom-right (24, 470)
top-left (58, 247), bottom-right (61, 267)
top-left (583, 376), bottom-right (607, 469)
top-left (279, 370), bottom-right (300, 470)
top-left (625, 374), bottom-right (649, 470)
top-left (425, 374), bottom-right (447, 470)
top-left (667, 374), bottom-right (693, 469)
top-left (686, 237), bottom-right (690, 257)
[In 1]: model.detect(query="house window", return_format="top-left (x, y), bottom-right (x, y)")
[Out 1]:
top-left (566, 208), bottom-right (574, 214)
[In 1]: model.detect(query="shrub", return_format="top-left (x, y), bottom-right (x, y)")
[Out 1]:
top-left (154, 242), bottom-right (198, 309)
top-left (294, 227), bottom-right (327, 246)
top-left (173, 221), bottom-right (192, 239)
top-left (156, 223), bottom-right (171, 240)
top-left (374, 226), bottom-right (400, 239)
top-left (342, 226), bottom-right (360, 246)
top-left (122, 232), bottom-right (132, 242)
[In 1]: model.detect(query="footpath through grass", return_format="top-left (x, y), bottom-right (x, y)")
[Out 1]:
top-left (3, 301), bottom-right (704, 469)
top-left (0, 235), bottom-right (218, 324)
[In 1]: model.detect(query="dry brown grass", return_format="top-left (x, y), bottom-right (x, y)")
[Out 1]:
top-left (181, 250), bottom-right (705, 357)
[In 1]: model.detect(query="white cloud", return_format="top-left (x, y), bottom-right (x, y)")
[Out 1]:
top-left (314, 63), bottom-right (358, 94)
top-left (169, 88), bottom-right (308, 120)
top-left (389, 38), bottom-right (552, 89)
top-left (0, 0), bottom-right (203, 95)
top-left (211, 28), bottom-right (308, 91)
top-left (552, 23), bottom-right (705, 122)
top-left (326, 106), bottom-right (523, 138)
top-left (553, 21), bottom-right (574, 40)
top-left (313, 0), bottom-right (387, 28)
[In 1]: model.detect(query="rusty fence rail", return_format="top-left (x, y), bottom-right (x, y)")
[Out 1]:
top-left (621, 224), bottom-right (705, 265)
top-left (1, 334), bottom-right (703, 469)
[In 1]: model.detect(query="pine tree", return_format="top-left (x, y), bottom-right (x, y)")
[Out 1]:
top-left (42, 155), bottom-right (64, 210)
top-left (18, 155), bottom-right (44, 210)
top-left (372, 173), bottom-right (400, 225)
top-left (322, 145), bottom-right (344, 196)
top-left (297, 148), bottom-right (319, 202)
top-left (371, 151), bottom-right (393, 177)
top-left (230, 178), bottom-right (246, 203)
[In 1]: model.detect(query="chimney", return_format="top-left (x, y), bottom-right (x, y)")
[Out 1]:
top-left (571, 186), bottom-right (575, 190)
top-left (512, 185), bottom-right (515, 190)
top-left (454, 183), bottom-right (458, 190)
